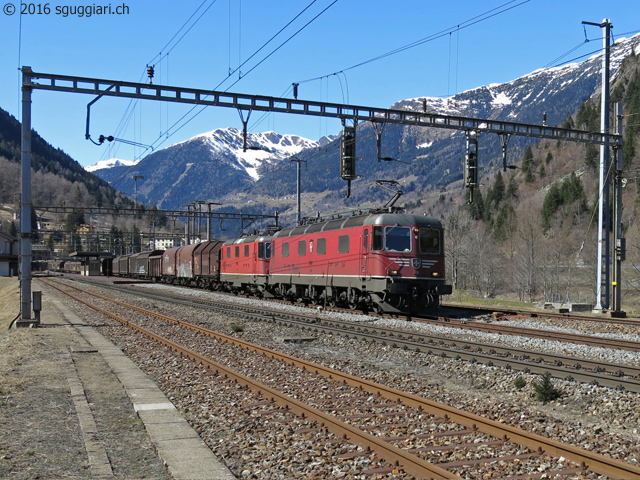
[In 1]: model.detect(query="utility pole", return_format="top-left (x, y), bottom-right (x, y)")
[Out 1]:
top-left (612, 103), bottom-right (626, 316)
top-left (583, 19), bottom-right (612, 312)
top-left (17, 67), bottom-right (35, 327)
top-left (291, 157), bottom-right (306, 225)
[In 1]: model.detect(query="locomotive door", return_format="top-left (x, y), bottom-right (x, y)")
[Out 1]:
top-left (361, 229), bottom-right (369, 277)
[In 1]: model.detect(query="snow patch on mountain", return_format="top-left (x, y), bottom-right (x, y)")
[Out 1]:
top-left (85, 158), bottom-right (138, 172)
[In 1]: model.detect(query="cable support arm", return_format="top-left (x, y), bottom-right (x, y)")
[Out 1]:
top-left (26, 69), bottom-right (622, 147)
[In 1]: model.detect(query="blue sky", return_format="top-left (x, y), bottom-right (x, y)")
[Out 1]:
top-left (1, 0), bottom-right (639, 168)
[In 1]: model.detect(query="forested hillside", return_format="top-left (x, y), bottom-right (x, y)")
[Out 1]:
top-left (0, 107), bottom-right (131, 208)
top-left (433, 50), bottom-right (640, 312)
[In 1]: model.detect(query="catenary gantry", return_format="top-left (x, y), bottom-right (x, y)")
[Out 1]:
top-left (18, 66), bottom-right (623, 324)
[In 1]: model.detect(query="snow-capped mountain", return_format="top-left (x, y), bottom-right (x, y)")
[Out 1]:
top-left (171, 128), bottom-right (319, 180)
top-left (90, 33), bottom-right (640, 224)
top-left (90, 128), bottom-right (320, 210)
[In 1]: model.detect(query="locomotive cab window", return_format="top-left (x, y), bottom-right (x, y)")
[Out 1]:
top-left (258, 242), bottom-right (271, 259)
top-left (385, 226), bottom-right (411, 252)
top-left (227, 247), bottom-right (231, 258)
top-left (282, 242), bottom-right (289, 258)
top-left (419, 228), bottom-right (440, 254)
top-left (244, 244), bottom-right (250, 257)
top-left (372, 226), bottom-right (383, 251)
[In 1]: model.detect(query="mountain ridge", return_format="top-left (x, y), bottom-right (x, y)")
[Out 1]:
top-left (86, 34), bottom-right (640, 230)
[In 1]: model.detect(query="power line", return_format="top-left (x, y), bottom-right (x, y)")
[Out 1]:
top-left (296, 0), bottom-right (530, 86)
top-left (149, 0), bottom-right (218, 67)
top-left (137, 0), bottom-right (339, 158)
top-left (220, 0), bottom-right (320, 89)
top-left (103, 0), bottom-right (219, 160)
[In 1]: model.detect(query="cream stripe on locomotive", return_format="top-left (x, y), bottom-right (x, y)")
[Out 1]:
top-left (390, 258), bottom-right (438, 268)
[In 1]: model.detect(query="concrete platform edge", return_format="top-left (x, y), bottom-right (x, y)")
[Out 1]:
top-left (50, 298), bottom-right (236, 480)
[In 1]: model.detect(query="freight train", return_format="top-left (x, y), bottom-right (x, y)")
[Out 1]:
top-left (112, 210), bottom-right (452, 314)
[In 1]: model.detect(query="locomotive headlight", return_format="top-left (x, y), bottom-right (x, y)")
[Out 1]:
top-left (388, 269), bottom-right (400, 276)
top-left (432, 272), bottom-right (440, 277)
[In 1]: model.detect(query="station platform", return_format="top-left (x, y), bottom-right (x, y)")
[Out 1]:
top-left (6, 279), bottom-right (235, 480)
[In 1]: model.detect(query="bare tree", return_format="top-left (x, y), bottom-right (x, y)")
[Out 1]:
top-left (513, 199), bottom-right (542, 302)
top-left (444, 210), bottom-right (474, 292)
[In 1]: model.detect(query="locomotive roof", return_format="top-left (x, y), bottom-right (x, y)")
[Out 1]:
top-left (273, 212), bottom-right (443, 238)
top-left (222, 234), bottom-right (272, 246)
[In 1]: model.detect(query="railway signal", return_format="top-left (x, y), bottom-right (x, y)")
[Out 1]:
top-left (464, 130), bottom-right (479, 204)
top-left (340, 123), bottom-right (357, 198)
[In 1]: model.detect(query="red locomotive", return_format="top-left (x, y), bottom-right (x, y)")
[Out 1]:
top-left (220, 234), bottom-right (271, 296)
top-left (269, 211), bottom-right (450, 313)
top-left (113, 210), bottom-right (451, 314)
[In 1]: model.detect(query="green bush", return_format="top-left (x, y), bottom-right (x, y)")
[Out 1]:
top-left (532, 372), bottom-right (562, 404)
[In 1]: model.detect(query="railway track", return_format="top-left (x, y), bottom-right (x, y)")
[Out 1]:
top-left (442, 302), bottom-right (640, 326)
top-left (42, 278), bottom-right (640, 479)
top-left (57, 276), bottom-right (640, 392)
top-left (412, 315), bottom-right (640, 353)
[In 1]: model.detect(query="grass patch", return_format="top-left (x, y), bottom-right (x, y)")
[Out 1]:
top-left (0, 278), bottom-right (20, 330)
top-left (449, 290), bottom-right (536, 310)
top-left (513, 376), bottom-right (527, 390)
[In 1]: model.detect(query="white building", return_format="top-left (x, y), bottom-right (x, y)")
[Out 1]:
top-left (153, 237), bottom-right (179, 250)
top-left (0, 231), bottom-right (19, 276)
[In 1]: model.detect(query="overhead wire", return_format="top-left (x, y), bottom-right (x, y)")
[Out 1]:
top-left (153, 0), bottom-right (523, 147)
top-left (137, 0), bottom-right (339, 158)
top-left (415, 33), bottom-right (640, 107)
top-left (102, 0), bottom-right (218, 160)
top-left (295, 0), bottom-right (531, 86)
top-left (221, 0), bottom-right (320, 89)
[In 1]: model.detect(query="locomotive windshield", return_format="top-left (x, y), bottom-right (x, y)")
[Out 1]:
top-left (384, 226), bottom-right (411, 252)
top-left (419, 228), bottom-right (440, 254)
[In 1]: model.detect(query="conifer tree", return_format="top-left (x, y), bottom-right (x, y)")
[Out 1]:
top-left (522, 146), bottom-right (535, 183)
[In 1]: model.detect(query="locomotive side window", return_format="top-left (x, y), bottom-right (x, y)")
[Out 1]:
top-left (419, 228), bottom-right (440, 254)
top-left (244, 244), bottom-right (249, 257)
top-left (282, 242), bottom-right (289, 257)
top-left (298, 240), bottom-right (306, 256)
top-left (258, 242), bottom-right (266, 259)
top-left (338, 235), bottom-right (350, 254)
top-left (265, 242), bottom-right (271, 259)
top-left (317, 238), bottom-right (326, 255)
top-left (363, 229), bottom-right (369, 251)
top-left (227, 247), bottom-right (231, 258)
top-left (235, 246), bottom-right (240, 257)
top-left (372, 226), bottom-right (383, 251)
top-left (385, 226), bottom-right (411, 252)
